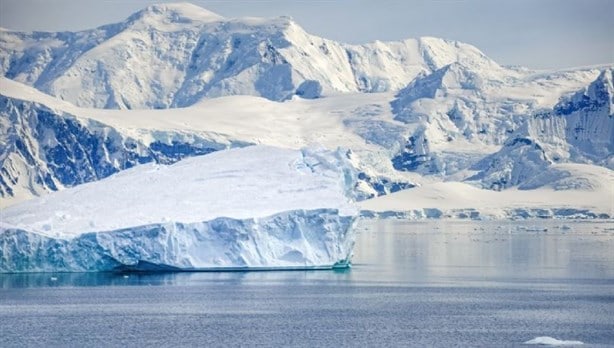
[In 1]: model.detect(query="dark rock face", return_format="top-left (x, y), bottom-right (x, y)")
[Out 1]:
top-left (0, 96), bottom-right (228, 199)
top-left (391, 135), bottom-right (435, 173)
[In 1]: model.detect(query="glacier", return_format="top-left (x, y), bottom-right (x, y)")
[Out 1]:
top-left (0, 145), bottom-right (358, 272)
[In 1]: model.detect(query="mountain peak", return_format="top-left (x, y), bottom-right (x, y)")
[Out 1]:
top-left (590, 69), bottom-right (613, 105)
top-left (554, 68), bottom-right (613, 116)
top-left (392, 62), bottom-right (485, 107)
top-left (126, 2), bottom-right (224, 27)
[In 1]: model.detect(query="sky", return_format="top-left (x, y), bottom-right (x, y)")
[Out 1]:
top-left (0, 0), bottom-right (612, 69)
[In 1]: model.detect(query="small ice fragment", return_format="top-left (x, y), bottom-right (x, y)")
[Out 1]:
top-left (524, 336), bottom-right (584, 346)
top-left (123, 275), bottom-right (129, 279)
top-left (50, 277), bottom-right (57, 281)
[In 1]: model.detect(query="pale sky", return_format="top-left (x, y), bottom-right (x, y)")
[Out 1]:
top-left (1, 0), bottom-right (612, 69)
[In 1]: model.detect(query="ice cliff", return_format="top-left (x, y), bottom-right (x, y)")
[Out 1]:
top-left (0, 145), bottom-right (358, 272)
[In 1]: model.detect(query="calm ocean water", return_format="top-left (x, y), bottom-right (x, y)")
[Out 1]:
top-left (1, 220), bottom-right (613, 347)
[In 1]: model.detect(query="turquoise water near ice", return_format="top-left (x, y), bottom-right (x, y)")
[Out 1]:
top-left (1, 220), bottom-right (613, 347)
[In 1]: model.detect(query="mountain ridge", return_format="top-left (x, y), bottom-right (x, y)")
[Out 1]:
top-left (1, 3), bottom-right (506, 109)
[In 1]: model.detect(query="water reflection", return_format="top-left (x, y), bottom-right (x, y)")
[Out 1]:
top-left (0, 267), bottom-right (355, 289)
top-left (352, 219), bottom-right (614, 283)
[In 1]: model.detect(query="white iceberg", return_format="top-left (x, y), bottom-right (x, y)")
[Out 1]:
top-left (0, 146), bottom-right (358, 272)
top-left (524, 336), bottom-right (584, 346)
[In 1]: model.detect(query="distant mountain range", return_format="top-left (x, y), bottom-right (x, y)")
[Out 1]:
top-left (1, 3), bottom-right (503, 109)
top-left (1, 2), bottom-right (612, 216)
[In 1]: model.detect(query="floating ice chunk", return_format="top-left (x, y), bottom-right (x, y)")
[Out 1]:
top-left (524, 336), bottom-right (584, 346)
top-left (0, 145), bottom-right (358, 272)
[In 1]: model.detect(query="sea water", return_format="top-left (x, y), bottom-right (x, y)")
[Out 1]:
top-left (1, 220), bottom-right (613, 347)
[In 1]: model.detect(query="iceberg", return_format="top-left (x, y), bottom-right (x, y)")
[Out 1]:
top-left (524, 336), bottom-right (584, 346)
top-left (0, 146), bottom-right (358, 273)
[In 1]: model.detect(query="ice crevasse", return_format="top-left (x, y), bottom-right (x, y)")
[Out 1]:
top-left (0, 145), bottom-right (358, 272)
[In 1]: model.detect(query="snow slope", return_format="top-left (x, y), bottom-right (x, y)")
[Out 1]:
top-left (360, 163), bottom-right (613, 220)
top-left (0, 145), bottom-right (358, 272)
top-left (0, 77), bottom-right (416, 206)
top-left (0, 3), bottom-right (504, 108)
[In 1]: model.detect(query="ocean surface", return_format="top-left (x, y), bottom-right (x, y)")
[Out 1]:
top-left (1, 220), bottom-right (613, 347)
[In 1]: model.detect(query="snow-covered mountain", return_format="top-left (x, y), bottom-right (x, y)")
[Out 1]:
top-left (390, 63), bottom-right (608, 176)
top-left (0, 2), bottom-right (612, 219)
top-left (469, 69), bottom-right (613, 190)
top-left (1, 3), bottom-right (502, 108)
